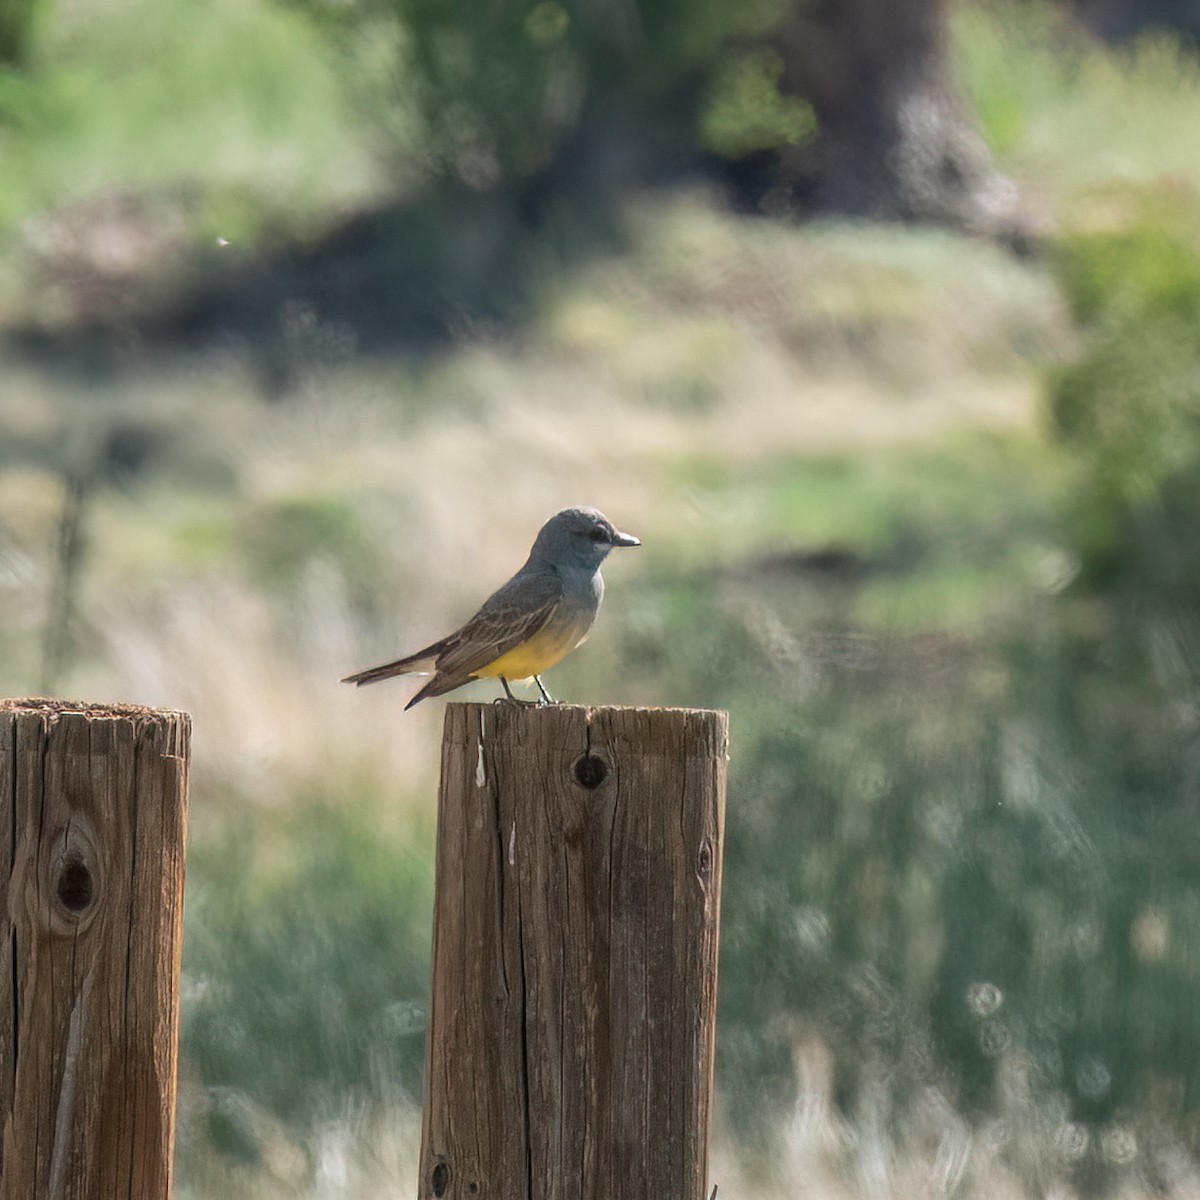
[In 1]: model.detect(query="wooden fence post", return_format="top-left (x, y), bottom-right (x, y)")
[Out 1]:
top-left (419, 702), bottom-right (728, 1200)
top-left (0, 698), bottom-right (191, 1200)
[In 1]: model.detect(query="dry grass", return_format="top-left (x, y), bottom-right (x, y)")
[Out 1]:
top-left (709, 1038), bottom-right (1200, 1200)
top-left (175, 1099), bottom-right (422, 1200)
top-left (169, 1040), bottom-right (1200, 1200)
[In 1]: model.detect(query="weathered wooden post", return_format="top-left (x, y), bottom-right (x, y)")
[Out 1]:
top-left (0, 698), bottom-right (191, 1200)
top-left (419, 702), bottom-right (727, 1200)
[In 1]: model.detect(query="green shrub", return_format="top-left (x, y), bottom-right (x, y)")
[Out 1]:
top-left (699, 49), bottom-right (816, 158)
top-left (1048, 188), bottom-right (1200, 587)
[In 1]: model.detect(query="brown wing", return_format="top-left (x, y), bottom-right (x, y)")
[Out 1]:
top-left (401, 569), bottom-right (562, 708)
top-left (433, 568), bottom-right (562, 680)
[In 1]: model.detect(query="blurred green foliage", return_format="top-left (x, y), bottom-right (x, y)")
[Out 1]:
top-left (238, 492), bottom-right (385, 595)
top-left (699, 50), bottom-right (816, 158)
top-left (957, 1), bottom-right (1070, 156)
top-left (284, 0), bottom-right (793, 188)
top-left (183, 800), bottom-right (433, 1137)
top-left (958, 5), bottom-right (1200, 226)
top-left (693, 576), bottom-right (1200, 1184)
top-left (1050, 187), bottom-right (1200, 588)
top-left (0, 0), bottom-right (379, 241)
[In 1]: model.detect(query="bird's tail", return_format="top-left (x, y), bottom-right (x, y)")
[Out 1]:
top-left (341, 636), bottom-right (452, 687)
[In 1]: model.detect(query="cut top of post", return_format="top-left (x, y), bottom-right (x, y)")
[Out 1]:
top-left (0, 696), bottom-right (188, 722)
top-left (442, 701), bottom-right (729, 759)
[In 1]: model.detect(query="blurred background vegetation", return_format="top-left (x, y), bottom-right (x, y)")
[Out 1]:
top-left (4, 0), bottom-right (1200, 1195)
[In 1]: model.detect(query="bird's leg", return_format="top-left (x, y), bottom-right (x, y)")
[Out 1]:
top-left (534, 675), bottom-right (556, 705)
top-left (496, 676), bottom-right (538, 707)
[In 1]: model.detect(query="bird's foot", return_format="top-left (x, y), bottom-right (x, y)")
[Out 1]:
top-left (496, 676), bottom-right (541, 707)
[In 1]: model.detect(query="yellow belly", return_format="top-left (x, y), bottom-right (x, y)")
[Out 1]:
top-left (473, 623), bottom-right (586, 681)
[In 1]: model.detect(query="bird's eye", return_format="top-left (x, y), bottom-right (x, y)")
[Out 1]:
top-left (589, 525), bottom-right (610, 543)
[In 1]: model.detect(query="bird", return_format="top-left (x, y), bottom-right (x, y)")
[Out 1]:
top-left (341, 506), bottom-right (640, 709)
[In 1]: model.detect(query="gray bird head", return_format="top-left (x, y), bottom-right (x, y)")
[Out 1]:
top-left (530, 506), bottom-right (640, 570)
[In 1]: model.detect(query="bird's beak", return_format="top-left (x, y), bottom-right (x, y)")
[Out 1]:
top-left (612, 530), bottom-right (641, 548)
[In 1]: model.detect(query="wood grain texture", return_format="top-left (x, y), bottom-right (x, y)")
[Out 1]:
top-left (419, 702), bottom-right (728, 1200)
top-left (0, 699), bottom-right (191, 1200)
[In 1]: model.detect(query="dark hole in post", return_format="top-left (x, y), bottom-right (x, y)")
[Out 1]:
top-left (431, 1161), bottom-right (450, 1198)
top-left (574, 754), bottom-right (608, 789)
top-left (57, 856), bottom-right (93, 913)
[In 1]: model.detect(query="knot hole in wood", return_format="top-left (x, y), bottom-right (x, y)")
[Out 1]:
top-left (573, 753), bottom-right (608, 790)
top-left (41, 820), bottom-right (103, 935)
top-left (57, 854), bottom-right (94, 912)
top-left (430, 1160), bottom-right (450, 1197)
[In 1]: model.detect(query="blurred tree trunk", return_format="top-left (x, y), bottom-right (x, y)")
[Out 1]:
top-left (523, 0), bottom-right (709, 235)
top-left (528, 77), bottom-right (707, 235)
top-left (769, 0), bottom-right (1021, 234)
